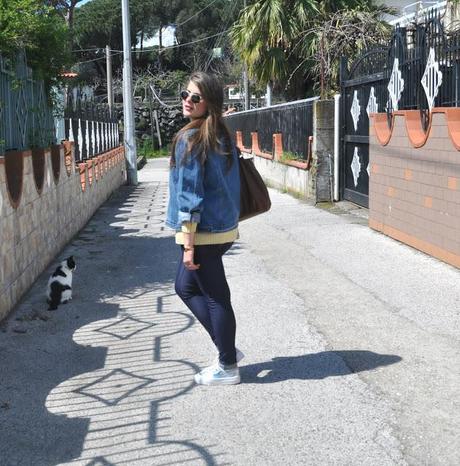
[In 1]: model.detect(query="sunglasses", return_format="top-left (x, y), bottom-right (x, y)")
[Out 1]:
top-left (180, 90), bottom-right (203, 104)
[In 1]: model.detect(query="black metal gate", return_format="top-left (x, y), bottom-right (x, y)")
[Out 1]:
top-left (339, 9), bottom-right (454, 208)
top-left (340, 49), bottom-right (390, 208)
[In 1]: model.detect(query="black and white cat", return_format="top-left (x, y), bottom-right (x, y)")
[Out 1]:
top-left (46, 256), bottom-right (76, 310)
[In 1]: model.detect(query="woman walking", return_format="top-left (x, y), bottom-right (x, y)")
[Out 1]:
top-left (166, 71), bottom-right (242, 386)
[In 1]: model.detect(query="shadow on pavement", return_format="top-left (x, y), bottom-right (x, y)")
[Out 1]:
top-left (240, 350), bottom-right (402, 383)
top-left (0, 301), bottom-right (119, 465)
top-left (0, 182), bottom-right (222, 465)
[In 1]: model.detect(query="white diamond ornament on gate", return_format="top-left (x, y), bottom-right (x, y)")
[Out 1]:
top-left (351, 147), bottom-right (361, 187)
top-left (388, 58), bottom-right (404, 111)
top-left (351, 90), bottom-right (361, 131)
top-left (421, 47), bottom-right (443, 111)
top-left (367, 87), bottom-right (378, 117)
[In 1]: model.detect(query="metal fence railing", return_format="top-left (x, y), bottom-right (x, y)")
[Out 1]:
top-left (0, 53), bottom-right (55, 155)
top-left (225, 97), bottom-right (318, 160)
top-left (342, 9), bottom-right (460, 131)
top-left (64, 98), bottom-right (119, 162)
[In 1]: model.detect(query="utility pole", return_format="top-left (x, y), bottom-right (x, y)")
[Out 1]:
top-left (121, 0), bottom-right (138, 185)
top-left (243, 0), bottom-right (250, 110)
top-left (106, 45), bottom-right (114, 112)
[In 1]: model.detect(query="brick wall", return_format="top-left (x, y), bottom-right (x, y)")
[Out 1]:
top-left (369, 109), bottom-right (460, 268)
top-left (0, 144), bottom-right (126, 320)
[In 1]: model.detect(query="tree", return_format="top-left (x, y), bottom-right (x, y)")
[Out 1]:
top-left (46, 0), bottom-right (85, 30)
top-left (73, 0), bottom-right (174, 76)
top-left (73, 0), bottom-right (137, 84)
top-left (230, 0), bottom-right (394, 99)
top-left (147, 0), bottom-right (186, 69)
top-left (173, 0), bottom-right (240, 73)
top-left (0, 0), bottom-right (71, 86)
top-left (302, 6), bottom-right (394, 97)
top-left (230, 0), bottom-right (317, 98)
top-left (72, 0), bottom-right (240, 87)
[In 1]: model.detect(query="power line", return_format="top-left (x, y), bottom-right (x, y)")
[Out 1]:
top-left (75, 51), bottom-right (122, 65)
top-left (72, 47), bottom-right (104, 53)
top-left (72, 27), bottom-right (233, 63)
top-left (204, 1), bottom-right (237, 71)
top-left (71, 0), bottom-right (230, 55)
top-left (132, 29), bottom-right (232, 53)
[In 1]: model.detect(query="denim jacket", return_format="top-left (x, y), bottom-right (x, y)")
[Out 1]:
top-left (166, 130), bottom-right (240, 232)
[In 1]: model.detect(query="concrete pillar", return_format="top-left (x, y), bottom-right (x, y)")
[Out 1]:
top-left (311, 99), bottom-right (335, 202)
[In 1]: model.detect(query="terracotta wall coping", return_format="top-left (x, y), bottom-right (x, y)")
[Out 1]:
top-left (0, 149), bottom-right (31, 162)
top-left (0, 144), bottom-right (123, 207)
top-left (1, 148), bottom-right (56, 159)
top-left (443, 107), bottom-right (460, 150)
top-left (235, 130), bottom-right (252, 153)
top-left (239, 130), bottom-right (310, 169)
top-left (250, 132), bottom-right (273, 160)
top-left (281, 159), bottom-right (309, 170)
top-left (371, 107), bottom-right (460, 149)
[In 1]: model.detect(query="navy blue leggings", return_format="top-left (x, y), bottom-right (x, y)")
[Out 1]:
top-left (174, 242), bottom-right (236, 367)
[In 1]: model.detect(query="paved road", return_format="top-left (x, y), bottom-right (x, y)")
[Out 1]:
top-left (0, 158), bottom-right (458, 465)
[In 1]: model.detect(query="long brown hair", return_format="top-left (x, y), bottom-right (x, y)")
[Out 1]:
top-left (170, 71), bottom-right (233, 167)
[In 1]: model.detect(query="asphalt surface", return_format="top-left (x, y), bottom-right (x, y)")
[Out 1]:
top-left (0, 158), bottom-right (458, 466)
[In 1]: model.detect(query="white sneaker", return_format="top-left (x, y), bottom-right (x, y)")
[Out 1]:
top-left (194, 364), bottom-right (241, 386)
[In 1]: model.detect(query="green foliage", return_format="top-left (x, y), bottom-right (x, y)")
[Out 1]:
top-left (73, 0), bottom-right (240, 86)
top-left (230, 0), bottom-right (318, 94)
top-left (137, 139), bottom-right (170, 158)
top-left (74, 0), bottom-right (123, 52)
top-left (73, 0), bottom-right (184, 58)
top-left (173, 0), bottom-right (239, 73)
top-left (280, 150), bottom-right (304, 162)
top-left (230, 0), bottom-right (395, 99)
top-left (303, 7), bottom-right (394, 97)
top-left (0, 0), bottom-right (42, 52)
top-left (0, 0), bottom-right (71, 87)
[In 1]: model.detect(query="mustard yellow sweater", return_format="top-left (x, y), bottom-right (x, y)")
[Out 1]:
top-left (175, 222), bottom-right (239, 245)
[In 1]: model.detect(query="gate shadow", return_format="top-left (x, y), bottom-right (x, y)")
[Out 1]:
top-left (0, 181), bottom-right (206, 465)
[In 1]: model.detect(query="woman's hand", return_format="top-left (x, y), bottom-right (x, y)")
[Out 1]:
top-left (183, 248), bottom-right (200, 270)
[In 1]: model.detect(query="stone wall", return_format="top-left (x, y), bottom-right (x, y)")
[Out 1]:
top-left (0, 143), bottom-right (126, 320)
top-left (369, 109), bottom-right (460, 268)
top-left (114, 103), bottom-right (185, 148)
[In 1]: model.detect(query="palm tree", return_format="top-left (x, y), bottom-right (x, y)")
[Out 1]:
top-left (230, 0), bottom-right (317, 99)
top-left (231, 0), bottom-right (394, 99)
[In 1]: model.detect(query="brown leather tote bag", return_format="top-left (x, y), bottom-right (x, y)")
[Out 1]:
top-left (238, 148), bottom-right (271, 221)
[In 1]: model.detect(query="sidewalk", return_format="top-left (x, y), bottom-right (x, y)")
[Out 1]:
top-left (0, 158), bottom-right (458, 466)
